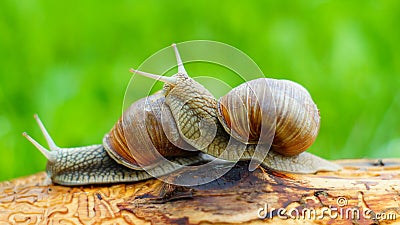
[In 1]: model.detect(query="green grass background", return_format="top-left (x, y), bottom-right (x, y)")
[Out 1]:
top-left (0, 1), bottom-right (399, 182)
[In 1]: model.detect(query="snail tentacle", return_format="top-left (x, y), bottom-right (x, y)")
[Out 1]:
top-left (23, 114), bottom-right (58, 162)
top-left (129, 68), bottom-right (177, 84)
top-left (23, 132), bottom-right (56, 162)
top-left (33, 114), bottom-right (59, 151)
top-left (172, 43), bottom-right (187, 74)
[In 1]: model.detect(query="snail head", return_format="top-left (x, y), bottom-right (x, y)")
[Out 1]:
top-left (129, 43), bottom-right (212, 98)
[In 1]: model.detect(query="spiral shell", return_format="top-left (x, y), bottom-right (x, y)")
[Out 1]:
top-left (217, 78), bottom-right (320, 156)
top-left (103, 91), bottom-right (196, 170)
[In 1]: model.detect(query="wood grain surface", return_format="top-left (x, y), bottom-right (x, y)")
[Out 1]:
top-left (1, 159), bottom-right (400, 225)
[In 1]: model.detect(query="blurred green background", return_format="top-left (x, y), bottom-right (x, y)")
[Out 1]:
top-left (0, 1), bottom-right (399, 182)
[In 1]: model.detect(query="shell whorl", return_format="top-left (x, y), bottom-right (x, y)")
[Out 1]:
top-left (217, 78), bottom-right (320, 156)
top-left (103, 91), bottom-right (197, 170)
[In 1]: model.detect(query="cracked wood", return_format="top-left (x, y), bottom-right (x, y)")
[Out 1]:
top-left (0, 159), bottom-right (399, 225)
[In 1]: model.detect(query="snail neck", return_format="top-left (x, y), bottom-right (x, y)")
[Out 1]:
top-left (164, 77), bottom-right (255, 162)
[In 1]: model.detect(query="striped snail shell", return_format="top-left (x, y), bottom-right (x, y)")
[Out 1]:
top-left (103, 91), bottom-right (197, 170)
top-left (217, 78), bottom-right (320, 156)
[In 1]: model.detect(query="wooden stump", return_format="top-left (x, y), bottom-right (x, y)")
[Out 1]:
top-left (1, 159), bottom-right (399, 225)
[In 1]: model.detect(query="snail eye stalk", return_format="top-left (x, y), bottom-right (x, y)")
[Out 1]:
top-left (23, 114), bottom-right (59, 162)
top-left (129, 68), bottom-right (177, 84)
top-left (171, 43), bottom-right (187, 74)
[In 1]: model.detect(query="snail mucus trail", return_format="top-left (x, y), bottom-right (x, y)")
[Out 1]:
top-left (23, 44), bottom-right (341, 186)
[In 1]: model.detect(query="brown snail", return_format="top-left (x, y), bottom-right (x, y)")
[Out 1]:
top-left (23, 90), bottom-right (203, 185)
top-left (24, 44), bottom-right (340, 186)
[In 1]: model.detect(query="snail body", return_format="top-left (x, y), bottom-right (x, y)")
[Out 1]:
top-left (24, 44), bottom-right (340, 186)
top-left (44, 144), bottom-right (202, 186)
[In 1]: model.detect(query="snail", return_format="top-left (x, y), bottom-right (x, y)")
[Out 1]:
top-left (24, 44), bottom-right (340, 186)
top-left (130, 44), bottom-right (340, 173)
top-left (23, 93), bottom-right (204, 186)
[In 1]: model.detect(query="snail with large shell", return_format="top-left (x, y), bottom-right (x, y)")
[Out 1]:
top-left (23, 44), bottom-right (340, 186)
